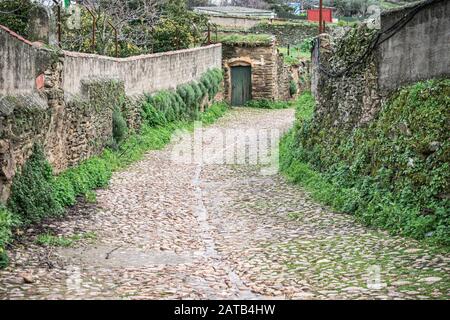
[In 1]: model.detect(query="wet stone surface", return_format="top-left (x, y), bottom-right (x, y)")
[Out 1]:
top-left (0, 107), bottom-right (449, 300)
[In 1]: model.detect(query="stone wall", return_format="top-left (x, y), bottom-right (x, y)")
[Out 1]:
top-left (311, 0), bottom-right (449, 129)
top-left (275, 59), bottom-right (311, 99)
top-left (296, 59), bottom-right (312, 94)
top-left (311, 28), bottom-right (382, 129)
top-left (249, 21), bottom-right (329, 47)
top-left (0, 25), bottom-right (222, 201)
top-left (209, 16), bottom-right (262, 30)
top-left (63, 44), bottom-right (222, 97)
top-left (0, 57), bottom-right (125, 201)
top-left (377, 0), bottom-right (450, 91)
top-left (276, 55), bottom-right (291, 101)
top-left (222, 40), bottom-right (290, 103)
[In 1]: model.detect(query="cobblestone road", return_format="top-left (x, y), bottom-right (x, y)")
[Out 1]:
top-left (1, 108), bottom-right (449, 299)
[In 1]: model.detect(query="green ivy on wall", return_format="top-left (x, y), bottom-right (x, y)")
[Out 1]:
top-left (281, 81), bottom-right (450, 248)
top-left (0, 68), bottom-right (225, 268)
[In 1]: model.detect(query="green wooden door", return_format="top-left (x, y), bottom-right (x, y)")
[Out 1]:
top-left (231, 66), bottom-right (251, 106)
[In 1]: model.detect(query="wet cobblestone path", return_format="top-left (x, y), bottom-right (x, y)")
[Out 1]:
top-left (1, 108), bottom-right (449, 299)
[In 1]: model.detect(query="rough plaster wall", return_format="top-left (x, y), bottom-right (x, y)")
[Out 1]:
top-left (250, 22), bottom-right (324, 47)
top-left (310, 0), bottom-right (449, 130)
top-left (0, 26), bottom-right (54, 95)
top-left (63, 44), bottom-right (223, 98)
top-left (378, 0), bottom-right (450, 91)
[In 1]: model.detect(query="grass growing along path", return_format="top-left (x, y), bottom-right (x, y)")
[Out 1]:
top-left (1, 107), bottom-right (448, 299)
top-left (280, 85), bottom-right (449, 250)
top-left (0, 102), bottom-right (229, 268)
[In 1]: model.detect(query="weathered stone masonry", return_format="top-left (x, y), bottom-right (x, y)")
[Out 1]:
top-left (311, 0), bottom-right (450, 129)
top-left (0, 25), bottom-right (222, 201)
top-left (377, 0), bottom-right (450, 91)
top-left (222, 39), bottom-right (292, 103)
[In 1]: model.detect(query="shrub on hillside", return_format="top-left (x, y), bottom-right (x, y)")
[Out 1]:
top-left (281, 80), bottom-right (450, 247)
top-left (142, 68), bottom-right (223, 127)
top-left (0, 205), bottom-right (14, 268)
top-left (112, 107), bottom-right (128, 145)
top-left (7, 145), bottom-right (63, 225)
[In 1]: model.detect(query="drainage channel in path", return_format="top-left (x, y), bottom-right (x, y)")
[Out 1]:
top-left (193, 164), bottom-right (268, 300)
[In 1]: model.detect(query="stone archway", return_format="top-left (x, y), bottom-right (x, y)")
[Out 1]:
top-left (223, 58), bottom-right (253, 105)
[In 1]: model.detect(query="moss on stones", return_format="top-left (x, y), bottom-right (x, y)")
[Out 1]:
top-left (281, 82), bottom-right (450, 247)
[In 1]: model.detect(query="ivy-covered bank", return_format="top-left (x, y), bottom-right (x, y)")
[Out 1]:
top-left (281, 81), bottom-right (450, 248)
top-left (0, 68), bottom-right (225, 267)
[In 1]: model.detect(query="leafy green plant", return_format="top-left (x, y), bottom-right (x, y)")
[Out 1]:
top-left (7, 145), bottom-right (63, 225)
top-left (84, 190), bottom-right (97, 204)
top-left (280, 82), bottom-right (450, 248)
top-left (0, 205), bottom-right (14, 269)
top-left (278, 45), bottom-right (311, 65)
top-left (200, 69), bottom-right (223, 99)
top-left (0, 0), bottom-right (36, 38)
top-left (146, 90), bottom-right (185, 122)
top-left (299, 37), bottom-right (314, 53)
top-left (53, 156), bottom-right (112, 208)
top-left (60, 0), bottom-right (207, 57)
top-left (152, 18), bottom-right (194, 53)
top-left (199, 102), bottom-right (228, 124)
top-left (152, 0), bottom-right (207, 52)
top-left (143, 68), bottom-right (223, 126)
top-left (289, 80), bottom-right (298, 96)
top-left (35, 231), bottom-right (97, 247)
top-left (245, 99), bottom-right (292, 109)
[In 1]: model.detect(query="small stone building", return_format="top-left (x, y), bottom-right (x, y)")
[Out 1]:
top-left (221, 36), bottom-right (292, 105)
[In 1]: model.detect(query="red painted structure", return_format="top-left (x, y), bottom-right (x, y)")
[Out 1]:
top-left (307, 8), bottom-right (333, 23)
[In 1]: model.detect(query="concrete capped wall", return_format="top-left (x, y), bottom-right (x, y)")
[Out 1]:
top-left (377, 0), bottom-right (450, 90)
top-left (63, 44), bottom-right (222, 98)
top-left (0, 25), bottom-right (54, 96)
top-left (0, 24), bottom-right (222, 98)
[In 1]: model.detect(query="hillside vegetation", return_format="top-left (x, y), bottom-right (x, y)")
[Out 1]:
top-left (0, 68), bottom-right (226, 267)
top-left (281, 80), bottom-right (450, 248)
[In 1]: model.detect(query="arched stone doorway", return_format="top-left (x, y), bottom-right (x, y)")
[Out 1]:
top-left (224, 59), bottom-right (253, 106)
